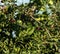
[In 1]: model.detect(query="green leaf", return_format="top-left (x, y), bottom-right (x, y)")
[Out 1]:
top-left (27, 27), bottom-right (35, 35)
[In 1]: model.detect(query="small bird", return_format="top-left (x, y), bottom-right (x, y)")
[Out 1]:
top-left (0, 0), bottom-right (4, 6)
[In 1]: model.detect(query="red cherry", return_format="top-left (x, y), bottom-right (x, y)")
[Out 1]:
top-left (36, 27), bottom-right (41, 30)
top-left (10, 18), bottom-right (16, 23)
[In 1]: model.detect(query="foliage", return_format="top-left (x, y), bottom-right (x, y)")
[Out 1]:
top-left (0, 0), bottom-right (60, 54)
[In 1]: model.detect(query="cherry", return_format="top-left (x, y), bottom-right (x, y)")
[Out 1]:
top-left (36, 27), bottom-right (41, 30)
top-left (9, 18), bottom-right (16, 23)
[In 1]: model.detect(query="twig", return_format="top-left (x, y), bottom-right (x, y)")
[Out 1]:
top-left (45, 28), bottom-right (52, 38)
top-left (30, 15), bottom-right (41, 24)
